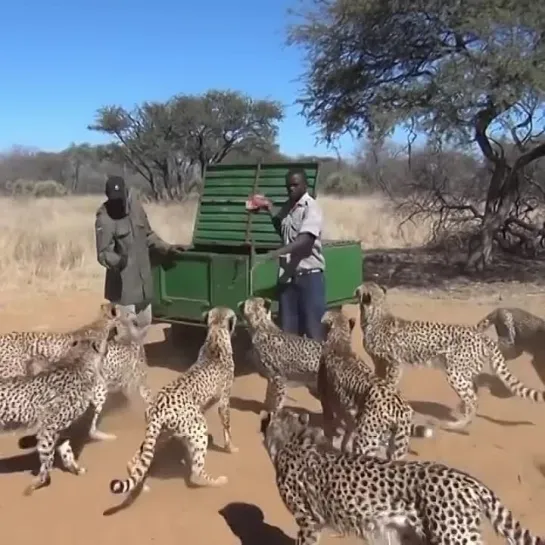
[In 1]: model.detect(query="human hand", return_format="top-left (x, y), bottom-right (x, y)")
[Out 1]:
top-left (168, 244), bottom-right (190, 256)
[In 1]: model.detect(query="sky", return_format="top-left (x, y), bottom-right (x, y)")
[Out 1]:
top-left (0, 0), bottom-right (379, 159)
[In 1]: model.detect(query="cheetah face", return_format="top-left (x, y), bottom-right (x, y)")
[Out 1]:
top-left (239, 297), bottom-right (272, 326)
top-left (260, 408), bottom-right (310, 449)
top-left (202, 306), bottom-right (237, 335)
top-left (321, 310), bottom-right (356, 340)
top-left (353, 282), bottom-right (387, 307)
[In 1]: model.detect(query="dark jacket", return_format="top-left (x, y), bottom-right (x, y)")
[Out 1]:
top-left (94, 189), bottom-right (171, 306)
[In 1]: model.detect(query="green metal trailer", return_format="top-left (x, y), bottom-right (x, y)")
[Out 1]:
top-left (150, 161), bottom-right (364, 328)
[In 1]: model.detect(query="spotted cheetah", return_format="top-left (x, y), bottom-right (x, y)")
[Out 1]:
top-left (0, 302), bottom-right (138, 380)
top-left (240, 297), bottom-right (321, 413)
top-left (109, 306), bottom-right (238, 496)
top-left (0, 334), bottom-right (111, 495)
top-left (319, 309), bottom-right (434, 459)
top-left (476, 306), bottom-right (545, 362)
top-left (354, 282), bottom-right (545, 430)
top-left (260, 408), bottom-right (544, 545)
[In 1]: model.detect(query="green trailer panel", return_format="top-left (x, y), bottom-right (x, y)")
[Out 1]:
top-left (152, 241), bottom-right (363, 325)
top-left (193, 162), bottom-right (319, 248)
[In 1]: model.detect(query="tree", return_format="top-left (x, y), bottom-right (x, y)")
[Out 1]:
top-left (287, 0), bottom-right (545, 269)
top-left (88, 90), bottom-right (284, 199)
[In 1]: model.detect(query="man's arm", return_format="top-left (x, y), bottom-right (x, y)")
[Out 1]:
top-left (95, 212), bottom-right (125, 270)
top-left (133, 199), bottom-right (172, 253)
top-left (266, 200), bottom-right (323, 259)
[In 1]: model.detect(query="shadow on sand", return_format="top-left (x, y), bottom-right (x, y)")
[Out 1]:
top-left (219, 502), bottom-right (294, 545)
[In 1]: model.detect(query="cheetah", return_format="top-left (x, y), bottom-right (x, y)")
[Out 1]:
top-left (319, 309), bottom-right (434, 460)
top-left (0, 333), bottom-right (111, 495)
top-left (354, 281), bottom-right (545, 430)
top-left (0, 302), bottom-right (138, 380)
top-left (260, 408), bottom-right (544, 545)
top-left (476, 306), bottom-right (545, 362)
top-left (0, 303), bottom-right (147, 443)
top-left (240, 296), bottom-right (321, 413)
top-left (109, 306), bottom-right (238, 496)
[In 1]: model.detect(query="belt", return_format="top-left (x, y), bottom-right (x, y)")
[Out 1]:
top-left (295, 268), bottom-right (323, 277)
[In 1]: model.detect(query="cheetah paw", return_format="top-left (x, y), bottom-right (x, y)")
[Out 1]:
top-left (225, 444), bottom-right (239, 454)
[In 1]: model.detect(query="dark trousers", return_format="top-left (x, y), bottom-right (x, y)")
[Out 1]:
top-left (278, 271), bottom-right (326, 341)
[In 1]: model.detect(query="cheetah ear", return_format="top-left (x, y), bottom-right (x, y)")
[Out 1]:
top-left (228, 314), bottom-right (237, 336)
top-left (237, 301), bottom-right (245, 314)
top-left (348, 317), bottom-right (356, 332)
top-left (298, 412), bottom-right (311, 426)
top-left (201, 310), bottom-right (210, 325)
top-left (107, 326), bottom-right (119, 342)
top-left (353, 285), bottom-right (362, 300)
top-left (259, 411), bottom-right (272, 435)
top-left (263, 298), bottom-right (272, 312)
top-left (379, 284), bottom-right (387, 294)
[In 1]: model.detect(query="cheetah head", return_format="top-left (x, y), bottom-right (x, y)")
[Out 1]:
top-left (353, 282), bottom-right (387, 307)
top-left (98, 303), bottom-right (141, 344)
top-left (238, 297), bottom-right (273, 328)
top-left (202, 306), bottom-right (237, 336)
top-left (321, 309), bottom-right (356, 342)
top-left (260, 408), bottom-right (311, 461)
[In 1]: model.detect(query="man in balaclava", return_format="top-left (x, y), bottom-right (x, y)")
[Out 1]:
top-left (94, 175), bottom-right (186, 337)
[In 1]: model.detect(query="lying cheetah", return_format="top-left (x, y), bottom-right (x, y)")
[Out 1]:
top-left (319, 310), bottom-right (433, 459)
top-left (355, 282), bottom-right (545, 430)
top-left (240, 297), bottom-right (321, 413)
top-left (476, 306), bottom-right (545, 362)
top-left (0, 334), bottom-right (111, 495)
top-left (109, 306), bottom-right (238, 496)
top-left (260, 408), bottom-right (544, 545)
top-left (0, 302), bottom-right (137, 380)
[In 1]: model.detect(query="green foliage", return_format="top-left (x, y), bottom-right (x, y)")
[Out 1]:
top-left (288, 0), bottom-right (545, 145)
top-left (88, 89), bottom-right (284, 198)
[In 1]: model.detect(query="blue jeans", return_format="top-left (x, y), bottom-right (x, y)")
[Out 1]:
top-left (278, 271), bottom-right (326, 341)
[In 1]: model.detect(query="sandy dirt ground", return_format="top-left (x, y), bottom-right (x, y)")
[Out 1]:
top-left (1, 289), bottom-right (545, 545)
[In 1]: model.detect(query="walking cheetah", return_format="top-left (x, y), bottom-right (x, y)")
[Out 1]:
top-left (354, 282), bottom-right (545, 430)
top-left (319, 310), bottom-right (434, 459)
top-left (0, 302), bottom-right (138, 380)
top-left (240, 296), bottom-right (321, 413)
top-left (476, 306), bottom-right (545, 362)
top-left (0, 334), bottom-right (111, 495)
top-left (109, 306), bottom-right (238, 496)
top-left (260, 408), bottom-right (544, 545)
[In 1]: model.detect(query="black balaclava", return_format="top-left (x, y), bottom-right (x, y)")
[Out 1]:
top-left (105, 175), bottom-right (128, 219)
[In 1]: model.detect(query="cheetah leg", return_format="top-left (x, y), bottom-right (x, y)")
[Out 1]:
top-left (443, 367), bottom-right (478, 431)
top-left (295, 518), bottom-right (322, 545)
top-left (387, 421), bottom-right (411, 461)
top-left (137, 381), bottom-right (154, 407)
top-left (181, 412), bottom-right (228, 487)
top-left (217, 390), bottom-right (238, 453)
top-left (56, 438), bottom-right (86, 476)
top-left (264, 376), bottom-right (287, 413)
top-left (24, 429), bottom-right (58, 496)
top-left (373, 357), bottom-right (403, 387)
top-left (88, 380), bottom-right (117, 441)
top-left (352, 416), bottom-right (384, 459)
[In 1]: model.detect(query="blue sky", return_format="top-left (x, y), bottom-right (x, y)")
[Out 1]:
top-left (0, 0), bottom-right (378, 158)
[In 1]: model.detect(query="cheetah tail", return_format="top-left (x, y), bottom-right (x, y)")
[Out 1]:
top-left (481, 484), bottom-right (544, 544)
top-left (474, 309), bottom-right (499, 332)
top-left (409, 423), bottom-right (434, 439)
top-left (488, 342), bottom-right (545, 403)
top-left (109, 419), bottom-right (162, 495)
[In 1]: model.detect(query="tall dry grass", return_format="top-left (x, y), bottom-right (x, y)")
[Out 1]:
top-left (0, 194), bottom-right (434, 294)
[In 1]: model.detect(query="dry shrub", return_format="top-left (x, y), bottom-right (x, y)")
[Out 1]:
top-left (0, 193), bottom-right (433, 295)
